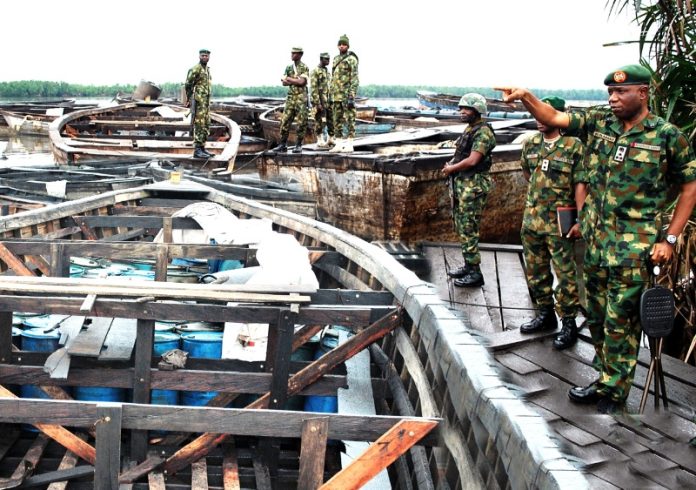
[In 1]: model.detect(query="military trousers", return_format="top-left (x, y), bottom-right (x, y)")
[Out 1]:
top-left (312, 105), bottom-right (334, 138)
top-left (279, 97), bottom-right (309, 142)
top-left (584, 258), bottom-right (648, 402)
top-left (520, 228), bottom-right (580, 317)
top-left (452, 172), bottom-right (491, 265)
top-left (193, 101), bottom-right (211, 147)
top-left (332, 100), bottom-right (356, 139)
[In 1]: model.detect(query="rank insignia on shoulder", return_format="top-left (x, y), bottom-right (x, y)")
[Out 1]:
top-left (541, 159), bottom-right (549, 171)
top-left (614, 145), bottom-right (627, 162)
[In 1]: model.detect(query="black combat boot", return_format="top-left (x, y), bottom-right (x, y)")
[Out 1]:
top-left (453, 264), bottom-right (484, 287)
top-left (193, 146), bottom-right (209, 159)
top-left (292, 143), bottom-right (303, 153)
top-left (553, 317), bottom-right (578, 350)
top-left (447, 264), bottom-right (471, 278)
top-left (201, 147), bottom-right (214, 158)
top-left (519, 306), bottom-right (556, 333)
top-left (271, 138), bottom-right (288, 152)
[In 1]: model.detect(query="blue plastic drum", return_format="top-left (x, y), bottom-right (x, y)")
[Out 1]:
top-left (74, 386), bottom-right (125, 402)
top-left (180, 332), bottom-right (223, 406)
top-left (152, 332), bottom-right (181, 406)
top-left (304, 335), bottom-right (339, 413)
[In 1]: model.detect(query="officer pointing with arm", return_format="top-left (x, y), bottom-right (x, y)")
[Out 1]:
top-left (496, 64), bottom-right (696, 413)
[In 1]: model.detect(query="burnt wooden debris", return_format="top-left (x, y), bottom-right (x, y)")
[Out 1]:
top-left (0, 182), bottom-right (591, 489)
top-left (424, 241), bottom-right (696, 489)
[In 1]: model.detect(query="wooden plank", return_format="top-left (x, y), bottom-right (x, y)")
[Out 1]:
top-left (252, 457), bottom-right (273, 490)
top-left (130, 318), bottom-right (154, 461)
top-left (496, 250), bottom-right (535, 330)
top-left (154, 244), bottom-right (168, 282)
top-left (98, 318), bottom-right (137, 361)
top-left (191, 459), bottom-right (209, 490)
top-left (46, 434), bottom-right (89, 490)
top-left (95, 404), bottom-right (122, 490)
top-left (298, 418), bottom-right (329, 490)
top-left (0, 434), bottom-right (49, 489)
top-left (147, 472), bottom-right (166, 490)
top-left (20, 466), bottom-right (95, 489)
top-left (72, 216), bottom-right (98, 240)
top-left (0, 242), bottom-right (36, 276)
top-left (494, 351), bottom-right (544, 375)
top-left (67, 317), bottom-right (113, 357)
top-left (222, 441), bottom-right (241, 490)
top-left (0, 311), bottom-right (12, 364)
top-left (160, 309), bottom-right (403, 477)
top-left (319, 419), bottom-right (438, 490)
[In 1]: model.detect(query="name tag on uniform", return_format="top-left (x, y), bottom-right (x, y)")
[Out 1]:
top-left (541, 159), bottom-right (549, 171)
top-left (614, 145), bottom-right (628, 162)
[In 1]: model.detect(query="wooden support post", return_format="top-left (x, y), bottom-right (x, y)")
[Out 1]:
top-left (162, 216), bottom-right (173, 244)
top-left (130, 318), bottom-right (155, 461)
top-left (222, 441), bottom-right (241, 490)
top-left (0, 385), bottom-right (96, 464)
top-left (252, 455), bottom-right (273, 490)
top-left (191, 458), bottom-right (209, 490)
top-left (50, 243), bottom-right (69, 278)
top-left (319, 419), bottom-right (438, 490)
top-left (0, 242), bottom-right (37, 276)
top-left (0, 311), bottom-right (12, 364)
top-left (297, 417), bottom-right (329, 490)
top-left (160, 309), bottom-right (402, 477)
top-left (95, 404), bottom-right (122, 490)
top-left (73, 216), bottom-right (98, 241)
top-left (155, 244), bottom-right (168, 282)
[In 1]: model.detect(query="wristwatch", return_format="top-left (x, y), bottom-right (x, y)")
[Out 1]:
top-left (665, 234), bottom-right (678, 246)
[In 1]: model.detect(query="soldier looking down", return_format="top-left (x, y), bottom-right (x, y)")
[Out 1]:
top-left (518, 96), bottom-right (587, 351)
top-left (272, 47), bottom-right (309, 154)
top-left (497, 64), bottom-right (696, 414)
top-left (442, 93), bottom-right (496, 288)
top-left (185, 48), bottom-right (213, 159)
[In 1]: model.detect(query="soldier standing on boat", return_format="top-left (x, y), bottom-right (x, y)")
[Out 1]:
top-left (497, 64), bottom-right (696, 413)
top-left (311, 53), bottom-right (334, 148)
top-left (442, 94), bottom-right (496, 288)
top-left (518, 96), bottom-right (587, 350)
top-left (271, 47), bottom-right (309, 154)
top-left (185, 48), bottom-right (213, 159)
top-left (329, 34), bottom-right (359, 153)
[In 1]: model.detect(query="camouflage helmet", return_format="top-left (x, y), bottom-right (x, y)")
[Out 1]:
top-left (457, 93), bottom-right (487, 115)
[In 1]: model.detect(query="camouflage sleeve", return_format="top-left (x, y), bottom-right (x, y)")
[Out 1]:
top-left (471, 126), bottom-right (496, 156)
top-left (300, 63), bottom-right (309, 80)
top-left (570, 137), bottom-right (588, 184)
top-left (348, 56), bottom-right (359, 98)
top-left (520, 136), bottom-right (533, 174)
top-left (184, 65), bottom-right (198, 100)
top-left (666, 126), bottom-right (696, 184)
top-left (284, 65), bottom-right (294, 78)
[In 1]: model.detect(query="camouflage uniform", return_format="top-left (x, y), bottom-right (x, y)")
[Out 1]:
top-left (310, 64), bottom-right (333, 138)
top-left (279, 62), bottom-right (309, 142)
top-left (185, 62), bottom-right (211, 147)
top-left (565, 107), bottom-right (696, 402)
top-left (521, 133), bottom-right (585, 317)
top-left (451, 121), bottom-right (496, 265)
top-left (330, 51), bottom-right (359, 138)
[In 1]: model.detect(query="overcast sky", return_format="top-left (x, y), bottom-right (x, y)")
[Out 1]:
top-left (2, 0), bottom-right (642, 90)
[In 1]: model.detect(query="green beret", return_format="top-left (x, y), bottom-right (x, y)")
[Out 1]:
top-left (338, 34), bottom-right (349, 45)
top-left (541, 96), bottom-right (566, 111)
top-left (320, 52), bottom-right (330, 59)
top-left (199, 49), bottom-right (210, 54)
top-left (291, 47), bottom-right (303, 53)
top-left (604, 64), bottom-right (651, 86)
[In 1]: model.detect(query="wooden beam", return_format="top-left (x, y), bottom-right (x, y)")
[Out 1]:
top-left (46, 434), bottom-right (88, 490)
top-left (0, 385), bottom-right (96, 464)
top-left (154, 244), bottom-right (168, 282)
top-left (0, 242), bottom-right (36, 276)
top-left (73, 216), bottom-right (98, 240)
top-left (130, 319), bottom-right (154, 461)
top-left (318, 419), bottom-right (438, 490)
top-left (191, 458), bottom-right (209, 490)
top-left (222, 441), bottom-right (241, 490)
top-left (0, 434), bottom-right (48, 489)
top-left (161, 309), bottom-right (402, 476)
top-left (95, 404), bottom-right (122, 490)
top-left (297, 417), bottom-right (329, 490)
top-left (292, 324), bottom-right (324, 352)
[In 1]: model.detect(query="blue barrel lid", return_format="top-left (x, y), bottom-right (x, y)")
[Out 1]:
top-left (12, 327), bottom-right (22, 336)
top-left (155, 331), bottom-right (181, 343)
top-left (21, 327), bottom-right (61, 340)
top-left (22, 314), bottom-right (65, 329)
top-left (180, 331), bottom-right (224, 342)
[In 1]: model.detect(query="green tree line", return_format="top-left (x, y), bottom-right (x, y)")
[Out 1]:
top-left (0, 80), bottom-right (607, 102)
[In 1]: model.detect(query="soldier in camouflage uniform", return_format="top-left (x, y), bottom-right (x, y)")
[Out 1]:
top-left (498, 64), bottom-right (696, 413)
top-left (185, 49), bottom-right (213, 159)
top-left (272, 47), bottom-right (309, 154)
top-left (329, 34), bottom-right (359, 153)
top-left (518, 96), bottom-right (587, 351)
top-left (443, 93), bottom-right (496, 288)
top-left (310, 53), bottom-right (334, 148)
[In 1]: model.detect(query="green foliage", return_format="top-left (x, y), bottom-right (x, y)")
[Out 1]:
top-left (607, 0), bottom-right (696, 148)
top-left (0, 80), bottom-right (608, 102)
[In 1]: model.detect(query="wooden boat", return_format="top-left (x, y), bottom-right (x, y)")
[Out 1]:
top-left (259, 105), bottom-right (382, 145)
top-left (49, 101), bottom-right (246, 170)
top-left (0, 101), bottom-right (98, 136)
top-left (260, 121), bottom-right (533, 244)
top-left (417, 90), bottom-right (526, 113)
top-left (0, 182), bottom-right (585, 488)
